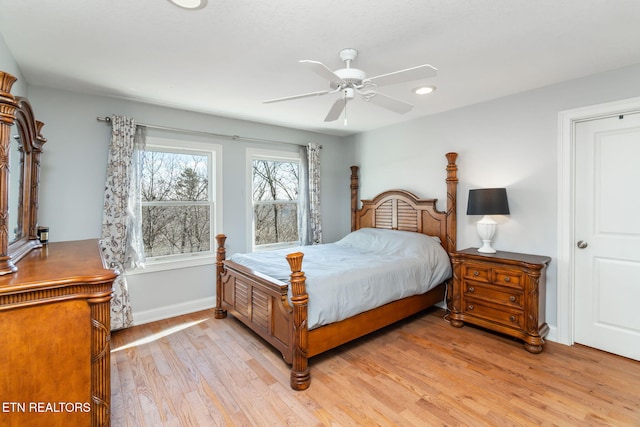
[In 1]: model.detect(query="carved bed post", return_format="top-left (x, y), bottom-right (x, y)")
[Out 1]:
top-left (350, 165), bottom-right (359, 232)
top-left (214, 234), bottom-right (227, 319)
top-left (445, 152), bottom-right (458, 254)
top-left (286, 251), bottom-right (310, 390)
top-left (445, 152), bottom-right (459, 314)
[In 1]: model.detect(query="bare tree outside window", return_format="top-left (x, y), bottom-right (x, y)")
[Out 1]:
top-left (141, 149), bottom-right (212, 257)
top-left (253, 159), bottom-right (299, 247)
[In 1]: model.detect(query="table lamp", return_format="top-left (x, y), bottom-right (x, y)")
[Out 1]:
top-left (467, 188), bottom-right (510, 253)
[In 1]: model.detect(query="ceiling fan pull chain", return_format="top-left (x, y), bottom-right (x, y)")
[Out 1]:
top-left (344, 96), bottom-right (348, 126)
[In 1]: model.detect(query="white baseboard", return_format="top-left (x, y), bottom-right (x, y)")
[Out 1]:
top-left (546, 324), bottom-right (558, 343)
top-left (132, 297), bottom-right (216, 326)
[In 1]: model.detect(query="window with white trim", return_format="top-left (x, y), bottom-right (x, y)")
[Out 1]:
top-left (141, 137), bottom-right (221, 263)
top-left (249, 149), bottom-right (300, 251)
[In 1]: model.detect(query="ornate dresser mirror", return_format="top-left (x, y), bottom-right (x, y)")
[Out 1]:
top-left (0, 71), bottom-right (46, 274)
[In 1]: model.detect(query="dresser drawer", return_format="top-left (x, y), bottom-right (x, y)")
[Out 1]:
top-left (463, 281), bottom-right (523, 309)
top-left (462, 298), bottom-right (525, 330)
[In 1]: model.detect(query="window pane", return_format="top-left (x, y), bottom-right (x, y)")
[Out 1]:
top-left (142, 205), bottom-right (211, 257)
top-left (252, 160), bottom-right (299, 201)
top-left (254, 203), bottom-right (298, 245)
top-left (142, 150), bottom-right (209, 202)
top-left (140, 144), bottom-right (214, 260)
top-left (251, 156), bottom-right (300, 248)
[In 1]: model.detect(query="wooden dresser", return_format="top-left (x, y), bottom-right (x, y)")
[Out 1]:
top-left (0, 240), bottom-right (116, 427)
top-left (449, 248), bottom-right (550, 353)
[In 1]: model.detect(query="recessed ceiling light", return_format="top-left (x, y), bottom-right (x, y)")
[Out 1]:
top-left (414, 85), bottom-right (436, 95)
top-left (168, 0), bottom-right (208, 10)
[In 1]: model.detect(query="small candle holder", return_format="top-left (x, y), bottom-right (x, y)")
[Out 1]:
top-left (37, 226), bottom-right (49, 244)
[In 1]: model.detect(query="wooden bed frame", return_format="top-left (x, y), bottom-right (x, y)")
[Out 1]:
top-left (215, 152), bottom-right (458, 390)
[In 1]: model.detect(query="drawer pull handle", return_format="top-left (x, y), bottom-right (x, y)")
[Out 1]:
top-left (510, 315), bottom-right (516, 322)
top-left (469, 287), bottom-right (475, 293)
top-left (504, 276), bottom-right (511, 282)
top-left (468, 305), bottom-right (474, 310)
top-left (510, 296), bottom-right (516, 302)
top-left (473, 271), bottom-right (480, 276)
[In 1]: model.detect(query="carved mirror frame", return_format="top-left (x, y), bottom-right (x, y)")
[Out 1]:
top-left (0, 71), bottom-right (46, 274)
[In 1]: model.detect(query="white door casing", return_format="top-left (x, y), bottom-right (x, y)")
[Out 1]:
top-left (573, 113), bottom-right (640, 360)
top-left (558, 96), bottom-right (640, 357)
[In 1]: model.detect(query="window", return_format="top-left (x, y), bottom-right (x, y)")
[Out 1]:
top-left (141, 137), bottom-right (221, 264)
top-left (249, 149), bottom-right (300, 250)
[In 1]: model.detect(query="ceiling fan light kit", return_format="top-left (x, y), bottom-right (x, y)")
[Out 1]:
top-left (414, 85), bottom-right (437, 95)
top-left (168, 0), bottom-right (207, 10)
top-left (263, 48), bottom-right (437, 124)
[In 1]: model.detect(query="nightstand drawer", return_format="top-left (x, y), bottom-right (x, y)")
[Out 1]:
top-left (463, 281), bottom-right (523, 309)
top-left (462, 264), bottom-right (490, 282)
top-left (463, 299), bottom-right (524, 330)
top-left (494, 269), bottom-right (524, 289)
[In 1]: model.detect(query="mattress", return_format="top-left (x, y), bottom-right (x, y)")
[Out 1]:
top-left (229, 227), bottom-right (452, 329)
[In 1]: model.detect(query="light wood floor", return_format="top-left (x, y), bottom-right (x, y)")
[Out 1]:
top-left (110, 308), bottom-right (640, 426)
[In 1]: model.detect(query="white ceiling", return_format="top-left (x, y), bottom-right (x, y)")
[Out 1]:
top-left (1, 0), bottom-right (640, 136)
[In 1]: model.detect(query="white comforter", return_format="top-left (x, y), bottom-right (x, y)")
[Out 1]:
top-left (229, 228), bottom-right (451, 330)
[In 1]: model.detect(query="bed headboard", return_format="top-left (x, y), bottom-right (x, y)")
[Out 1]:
top-left (350, 152), bottom-right (458, 254)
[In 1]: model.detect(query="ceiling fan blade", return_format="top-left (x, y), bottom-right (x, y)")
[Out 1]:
top-left (324, 98), bottom-right (346, 122)
top-left (263, 89), bottom-right (332, 104)
top-left (300, 60), bottom-right (344, 85)
top-left (366, 64), bottom-right (437, 87)
top-left (365, 92), bottom-right (414, 114)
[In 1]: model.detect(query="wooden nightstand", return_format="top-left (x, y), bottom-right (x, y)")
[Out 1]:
top-left (448, 248), bottom-right (551, 353)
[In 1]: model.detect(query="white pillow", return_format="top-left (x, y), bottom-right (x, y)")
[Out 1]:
top-left (335, 227), bottom-right (441, 256)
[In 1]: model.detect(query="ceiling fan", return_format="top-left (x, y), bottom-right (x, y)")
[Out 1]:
top-left (263, 48), bottom-right (437, 123)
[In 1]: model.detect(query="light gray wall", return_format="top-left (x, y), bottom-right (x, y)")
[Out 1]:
top-left (345, 62), bottom-right (640, 334)
top-left (0, 33), bottom-right (27, 97)
top-left (24, 85), bottom-right (352, 324)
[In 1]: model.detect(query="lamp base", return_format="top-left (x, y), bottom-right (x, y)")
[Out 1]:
top-left (477, 241), bottom-right (497, 254)
top-left (476, 215), bottom-right (498, 254)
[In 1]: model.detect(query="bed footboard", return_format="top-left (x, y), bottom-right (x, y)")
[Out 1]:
top-left (215, 235), bottom-right (311, 390)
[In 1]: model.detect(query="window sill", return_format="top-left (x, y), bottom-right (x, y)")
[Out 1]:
top-left (253, 242), bottom-right (300, 252)
top-left (125, 254), bottom-right (216, 275)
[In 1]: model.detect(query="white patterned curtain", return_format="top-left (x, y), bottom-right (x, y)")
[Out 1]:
top-left (298, 145), bottom-right (311, 245)
top-left (126, 125), bottom-right (146, 268)
top-left (307, 142), bottom-right (322, 244)
top-left (101, 115), bottom-right (146, 330)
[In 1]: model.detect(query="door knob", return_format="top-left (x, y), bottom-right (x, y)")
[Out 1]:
top-left (577, 240), bottom-right (588, 249)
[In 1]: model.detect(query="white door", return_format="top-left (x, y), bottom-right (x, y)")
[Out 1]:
top-left (574, 112), bottom-right (640, 361)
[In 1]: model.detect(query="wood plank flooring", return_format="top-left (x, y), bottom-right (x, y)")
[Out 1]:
top-left (110, 308), bottom-right (640, 426)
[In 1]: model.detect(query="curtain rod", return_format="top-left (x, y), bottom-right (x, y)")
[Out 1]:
top-left (96, 116), bottom-right (320, 148)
